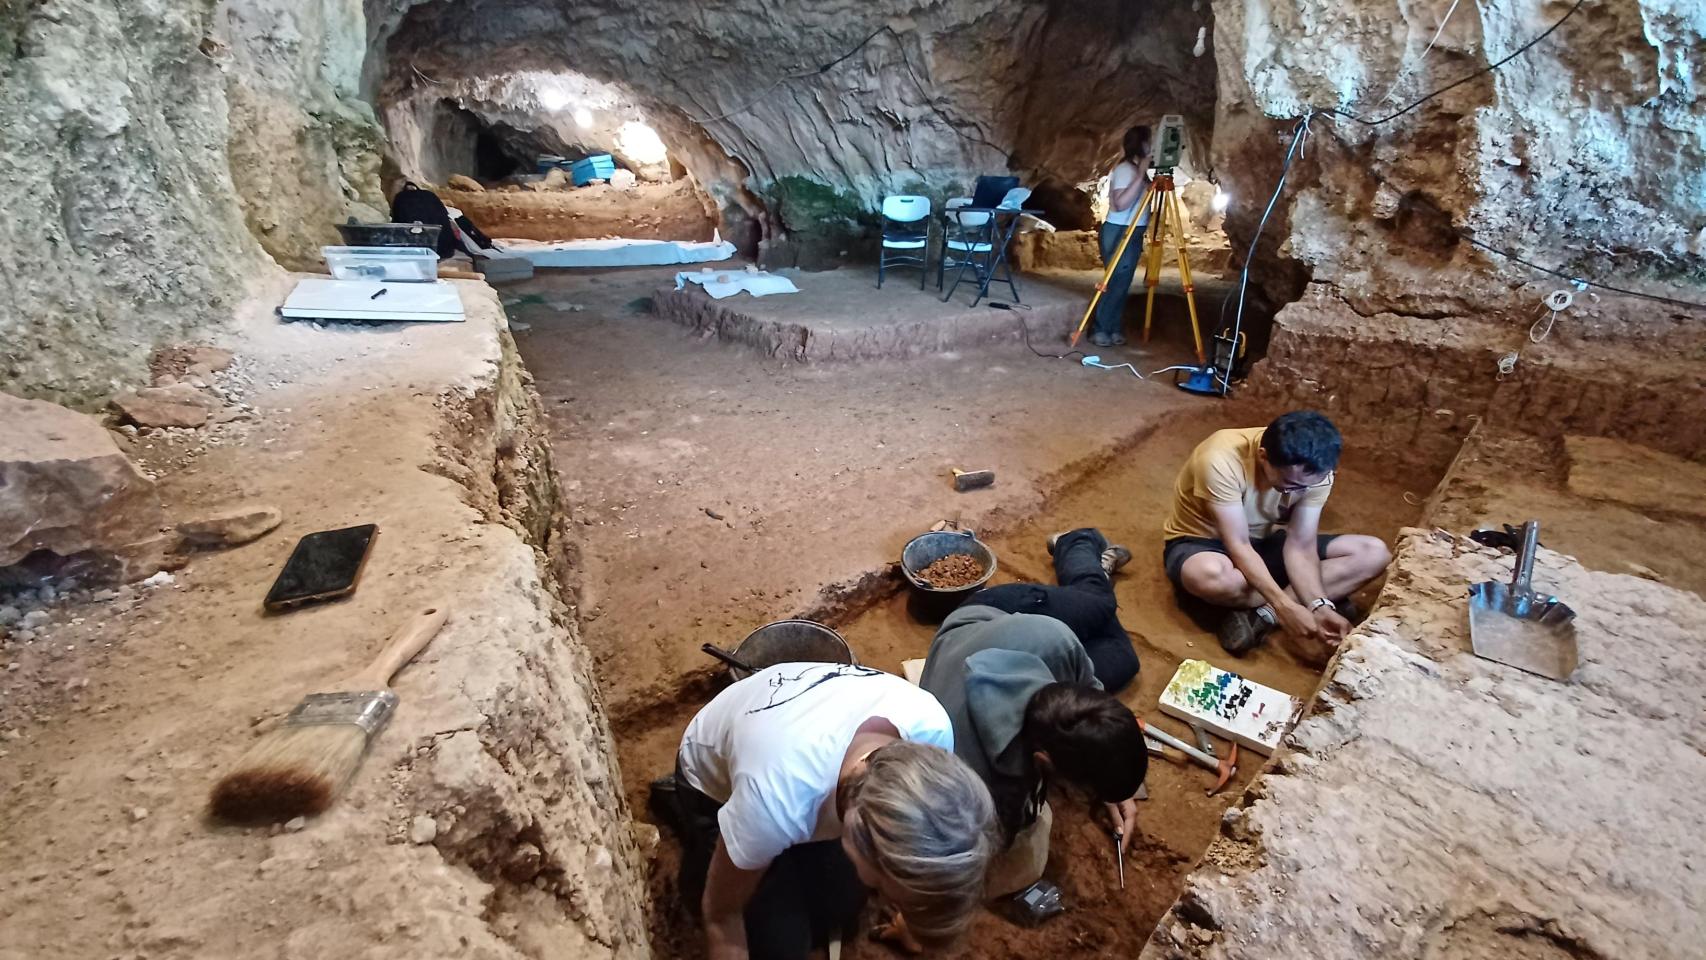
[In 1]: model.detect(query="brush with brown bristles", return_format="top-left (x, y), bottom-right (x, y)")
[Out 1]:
top-left (209, 603), bottom-right (449, 822)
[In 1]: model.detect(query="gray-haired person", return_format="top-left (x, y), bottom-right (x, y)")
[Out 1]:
top-left (668, 661), bottom-right (998, 960)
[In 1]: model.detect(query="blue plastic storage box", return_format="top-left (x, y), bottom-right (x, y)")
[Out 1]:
top-left (570, 154), bottom-right (617, 186)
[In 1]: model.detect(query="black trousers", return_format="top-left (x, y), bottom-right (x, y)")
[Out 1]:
top-left (965, 527), bottom-right (1140, 691)
top-left (675, 772), bottom-right (868, 960)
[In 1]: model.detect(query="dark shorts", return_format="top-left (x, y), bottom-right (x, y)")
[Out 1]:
top-left (1163, 532), bottom-right (1339, 590)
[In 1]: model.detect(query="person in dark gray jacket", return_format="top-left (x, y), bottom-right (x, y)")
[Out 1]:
top-left (918, 604), bottom-right (1148, 862)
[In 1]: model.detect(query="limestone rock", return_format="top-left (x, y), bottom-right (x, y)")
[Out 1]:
top-left (408, 815), bottom-right (438, 845)
top-left (0, 393), bottom-right (167, 582)
top-left (4, 0), bottom-right (381, 402)
top-left (176, 506), bottom-right (284, 548)
top-left (110, 383), bottom-right (218, 429)
top-left (541, 168), bottom-right (571, 190)
top-left (610, 169), bottom-right (637, 190)
top-left (447, 174), bottom-right (485, 192)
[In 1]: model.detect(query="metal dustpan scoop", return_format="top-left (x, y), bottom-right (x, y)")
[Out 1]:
top-left (1468, 520), bottom-right (1579, 681)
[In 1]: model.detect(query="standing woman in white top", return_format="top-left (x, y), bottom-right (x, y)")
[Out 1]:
top-left (1091, 125), bottom-right (1153, 347)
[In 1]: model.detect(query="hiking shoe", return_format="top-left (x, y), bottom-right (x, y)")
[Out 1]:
top-left (1046, 531), bottom-right (1069, 555)
top-left (1101, 544), bottom-right (1132, 576)
top-left (1090, 332), bottom-right (1115, 347)
top-left (1217, 608), bottom-right (1274, 656)
top-left (1111, 332), bottom-right (1127, 345)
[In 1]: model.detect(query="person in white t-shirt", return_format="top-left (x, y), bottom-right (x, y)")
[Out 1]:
top-left (670, 661), bottom-right (996, 960)
top-left (1091, 125), bottom-right (1154, 347)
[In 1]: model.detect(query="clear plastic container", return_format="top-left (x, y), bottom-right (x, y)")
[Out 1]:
top-left (322, 245), bottom-right (439, 282)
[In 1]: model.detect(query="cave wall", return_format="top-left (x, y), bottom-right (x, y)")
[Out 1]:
top-left (369, 0), bottom-right (1219, 261)
top-left (1212, 0), bottom-right (1706, 320)
top-left (0, 0), bottom-right (385, 403)
top-left (386, 71), bottom-right (677, 185)
top-left (1211, 0), bottom-right (1706, 465)
top-left (221, 0), bottom-right (389, 268)
top-left (387, 96), bottom-right (486, 186)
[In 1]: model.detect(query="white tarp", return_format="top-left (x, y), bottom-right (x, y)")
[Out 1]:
top-left (498, 233), bottom-right (737, 269)
top-left (673, 268), bottom-right (799, 299)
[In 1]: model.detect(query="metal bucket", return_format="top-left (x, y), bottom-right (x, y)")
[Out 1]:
top-left (901, 529), bottom-right (998, 595)
top-left (727, 619), bottom-right (856, 682)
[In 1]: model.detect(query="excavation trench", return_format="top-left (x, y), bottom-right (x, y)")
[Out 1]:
top-left (567, 400), bottom-right (1440, 958)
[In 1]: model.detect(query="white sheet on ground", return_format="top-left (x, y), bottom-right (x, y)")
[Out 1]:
top-left (499, 232), bottom-right (737, 268)
top-left (673, 268), bottom-right (800, 299)
top-left (281, 278), bottom-right (465, 322)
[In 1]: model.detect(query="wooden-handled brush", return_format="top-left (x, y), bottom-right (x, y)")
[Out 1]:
top-left (209, 603), bottom-right (450, 822)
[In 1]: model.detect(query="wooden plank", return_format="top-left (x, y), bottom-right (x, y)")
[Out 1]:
top-left (1158, 659), bottom-right (1304, 756)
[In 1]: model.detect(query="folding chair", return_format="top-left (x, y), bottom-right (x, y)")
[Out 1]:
top-left (877, 195), bottom-right (932, 289)
top-left (939, 202), bottom-right (1024, 306)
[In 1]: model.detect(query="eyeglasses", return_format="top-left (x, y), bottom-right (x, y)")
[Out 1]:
top-left (1274, 471), bottom-right (1335, 495)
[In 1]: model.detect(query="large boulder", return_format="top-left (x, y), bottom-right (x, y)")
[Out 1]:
top-left (0, 393), bottom-right (169, 582)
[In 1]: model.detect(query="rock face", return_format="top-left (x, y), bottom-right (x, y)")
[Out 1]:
top-left (386, 70), bottom-right (677, 185)
top-left (0, 0), bottom-right (384, 401)
top-left (0, 393), bottom-right (167, 581)
top-left (1141, 527), bottom-right (1706, 959)
top-left (222, 0), bottom-right (388, 270)
top-left (1213, 0), bottom-right (1705, 316)
top-left (1214, 0), bottom-right (1706, 459)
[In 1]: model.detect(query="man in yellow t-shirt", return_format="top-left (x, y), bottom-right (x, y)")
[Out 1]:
top-left (1161, 411), bottom-right (1391, 661)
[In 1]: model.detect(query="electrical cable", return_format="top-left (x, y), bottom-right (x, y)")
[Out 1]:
top-left (1217, 113), bottom-right (1315, 392)
top-left (1015, 314), bottom-right (1084, 360)
top-left (1082, 357), bottom-right (1146, 379)
top-left (1330, 0), bottom-right (1587, 126)
top-left (1460, 235), bottom-right (1706, 311)
top-left (685, 26), bottom-right (892, 125)
top-left (1371, 0), bottom-right (1464, 109)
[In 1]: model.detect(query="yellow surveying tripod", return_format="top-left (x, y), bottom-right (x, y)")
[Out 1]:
top-left (1069, 171), bottom-right (1205, 364)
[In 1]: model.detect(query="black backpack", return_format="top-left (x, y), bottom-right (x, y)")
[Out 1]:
top-left (390, 182), bottom-right (462, 258)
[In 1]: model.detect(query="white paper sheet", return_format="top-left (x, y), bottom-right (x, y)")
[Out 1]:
top-left (673, 269), bottom-right (799, 299)
top-left (499, 235), bottom-right (737, 269)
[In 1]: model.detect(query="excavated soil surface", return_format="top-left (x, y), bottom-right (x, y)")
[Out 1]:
top-left (652, 263), bottom-right (1234, 364)
top-left (444, 178), bottom-right (716, 243)
top-left (507, 264), bottom-right (1431, 957)
top-left (0, 278), bottom-right (650, 958)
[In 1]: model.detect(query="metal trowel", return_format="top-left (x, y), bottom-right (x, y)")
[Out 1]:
top-left (1468, 520), bottom-right (1579, 681)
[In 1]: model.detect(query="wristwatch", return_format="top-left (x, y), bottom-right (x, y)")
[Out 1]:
top-left (1309, 597), bottom-right (1336, 612)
